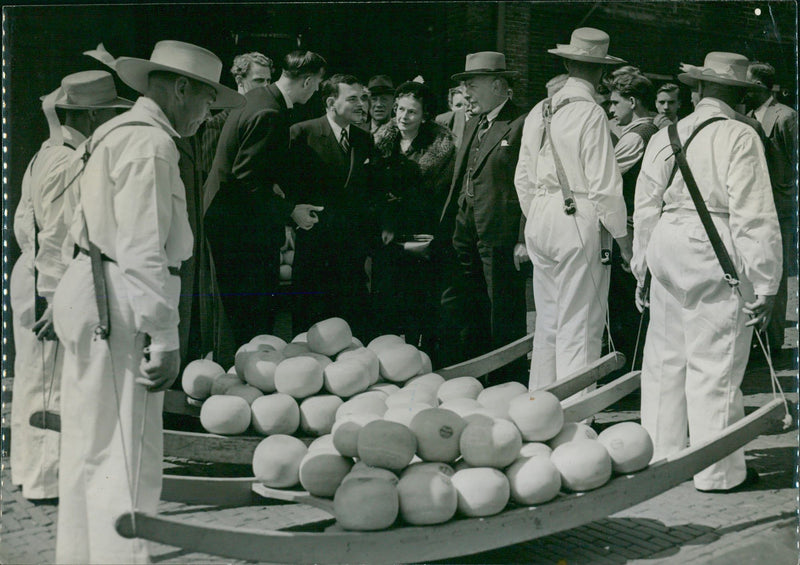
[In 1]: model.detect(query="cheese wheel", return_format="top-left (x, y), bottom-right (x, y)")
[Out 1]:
top-left (252, 435), bottom-right (308, 488)
top-left (383, 403), bottom-right (430, 427)
top-left (242, 350), bottom-right (284, 393)
top-left (477, 382), bottom-right (528, 419)
top-left (337, 347), bottom-right (380, 385)
top-left (505, 454), bottom-right (561, 505)
top-left (224, 383), bottom-right (264, 405)
top-left (308, 434), bottom-right (337, 453)
top-left (336, 394), bottom-right (388, 421)
top-left (550, 439), bottom-right (612, 492)
top-left (357, 420), bottom-right (417, 472)
top-left (323, 358), bottom-right (371, 397)
top-left (405, 372), bottom-right (445, 393)
top-left (437, 376), bottom-right (484, 403)
top-left (517, 442), bottom-right (553, 460)
top-left (249, 334), bottom-right (287, 352)
top-left (451, 467), bottom-right (510, 517)
top-left (367, 334), bottom-right (405, 355)
top-left (378, 344), bottom-right (423, 383)
top-left (548, 422), bottom-right (598, 450)
top-left (307, 317), bottom-right (353, 356)
top-left (346, 462), bottom-right (399, 483)
top-left (439, 397), bottom-right (485, 418)
top-left (368, 382), bottom-right (400, 396)
top-left (334, 475), bottom-right (399, 531)
top-left (507, 391), bottom-right (564, 442)
top-left (400, 461), bottom-right (455, 479)
top-left (418, 349), bottom-right (433, 375)
top-left (279, 264), bottom-right (292, 281)
top-left (200, 395), bottom-right (251, 435)
top-left (409, 408), bottom-right (467, 463)
top-left (298, 450), bottom-right (354, 497)
top-left (332, 413), bottom-right (380, 457)
top-left (386, 386), bottom-right (438, 408)
top-left (398, 470), bottom-right (458, 525)
top-left (274, 356), bottom-right (324, 399)
top-left (292, 332), bottom-right (308, 343)
top-left (182, 359), bottom-right (225, 400)
top-left (298, 352), bottom-right (333, 370)
top-left (597, 422), bottom-right (654, 473)
top-left (459, 417), bottom-right (522, 468)
top-left (250, 393), bottom-right (300, 436)
top-left (299, 395), bottom-right (343, 436)
top-left (209, 373), bottom-right (243, 396)
top-left (234, 342), bottom-right (275, 377)
top-left (282, 342), bottom-right (312, 358)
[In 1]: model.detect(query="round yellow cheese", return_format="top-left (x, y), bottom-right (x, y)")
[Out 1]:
top-left (200, 395), bottom-right (251, 435)
top-left (252, 435), bottom-right (308, 488)
top-left (250, 393), bottom-right (300, 436)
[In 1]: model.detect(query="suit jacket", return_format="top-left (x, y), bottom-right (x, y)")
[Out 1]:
top-left (444, 100), bottom-right (527, 247)
top-left (756, 99), bottom-right (797, 217)
top-left (287, 116), bottom-right (375, 249)
top-left (203, 83), bottom-right (295, 250)
top-left (435, 109), bottom-right (468, 149)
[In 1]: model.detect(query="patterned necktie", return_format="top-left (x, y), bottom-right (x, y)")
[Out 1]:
top-left (340, 128), bottom-right (350, 154)
top-left (475, 115), bottom-right (491, 145)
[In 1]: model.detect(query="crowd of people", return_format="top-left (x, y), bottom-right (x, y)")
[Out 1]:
top-left (9, 25), bottom-right (796, 563)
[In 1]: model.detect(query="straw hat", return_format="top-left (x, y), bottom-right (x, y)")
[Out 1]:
top-left (678, 52), bottom-right (765, 89)
top-left (548, 28), bottom-right (625, 65)
top-left (451, 52), bottom-right (520, 81)
top-left (115, 40), bottom-right (244, 109)
top-left (40, 70), bottom-right (133, 109)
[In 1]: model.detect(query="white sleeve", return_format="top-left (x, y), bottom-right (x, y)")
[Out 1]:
top-left (514, 104), bottom-right (544, 217)
top-left (631, 135), bottom-right (670, 285)
top-left (614, 131), bottom-right (645, 175)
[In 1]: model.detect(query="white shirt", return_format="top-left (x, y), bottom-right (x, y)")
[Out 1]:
top-left (515, 77), bottom-right (627, 238)
top-left (614, 116), bottom-right (654, 174)
top-left (326, 113), bottom-right (350, 145)
top-left (482, 98), bottom-right (508, 125)
top-left (754, 95), bottom-right (774, 124)
top-left (15, 126), bottom-right (86, 304)
top-left (632, 97), bottom-right (781, 295)
top-left (66, 97), bottom-right (194, 351)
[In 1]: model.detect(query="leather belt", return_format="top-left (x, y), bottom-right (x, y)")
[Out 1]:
top-left (75, 245), bottom-right (181, 277)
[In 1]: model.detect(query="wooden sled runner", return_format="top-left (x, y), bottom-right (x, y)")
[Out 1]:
top-left (161, 351), bottom-right (626, 465)
top-left (161, 367), bottom-right (639, 504)
top-left (118, 398), bottom-right (785, 564)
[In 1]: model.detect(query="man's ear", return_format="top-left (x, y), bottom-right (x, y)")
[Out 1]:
top-left (325, 96), bottom-right (335, 110)
top-left (174, 76), bottom-right (191, 102)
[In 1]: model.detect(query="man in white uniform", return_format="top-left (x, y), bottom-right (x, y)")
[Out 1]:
top-left (632, 52), bottom-right (781, 492)
top-left (52, 41), bottom-right (244, 563)
top-left (10, 71), bottom-right (130, 501)
top-left (515, 28), bottom-right (632, 390)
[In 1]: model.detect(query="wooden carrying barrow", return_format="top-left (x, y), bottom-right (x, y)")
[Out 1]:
top-left (161, 367), bottom-right (640, 506)
top-left (161, 343), bottom-right (627, 465)
top-left (117, 398), bottom-right (785, 564)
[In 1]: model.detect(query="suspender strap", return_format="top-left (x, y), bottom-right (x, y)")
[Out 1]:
top-left (542, 98), bottom-right (580, 215)
top-left (666, 116), bottom-right (726, 186)
top-left (667, 119), bottom-right (739, 287)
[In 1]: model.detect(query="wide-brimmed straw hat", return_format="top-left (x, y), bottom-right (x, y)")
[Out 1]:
top-left (40, 70), bottom-right (133, 109)
top-left (115, 40), bottom-right (244, 109)
top-left (678, 52), bottom-right (765, 89)
top-left (451, 52), bottom-right (520, 81)
top-left (548, 28), bottom-right (625, 65)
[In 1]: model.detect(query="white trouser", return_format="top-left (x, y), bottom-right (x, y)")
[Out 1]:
top-left (525, 191), bottom-right (609, 390)
top-left (9, 253), bottom-right (62, 499)
top-left (53, 256), bottom-right (164, 564)
top-left (641, 212), bottom-right (751, 490)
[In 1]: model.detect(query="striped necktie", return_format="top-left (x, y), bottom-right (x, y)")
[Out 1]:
top-left (339, 128), bottom-right (350, 154)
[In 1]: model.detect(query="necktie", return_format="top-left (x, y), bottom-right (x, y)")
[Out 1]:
top-left (475, 115), bottom-right (491, 145)
top-left (340, 128), bottom-right (350, 154)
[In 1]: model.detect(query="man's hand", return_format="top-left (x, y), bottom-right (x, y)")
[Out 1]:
top-left (138, 348), bottom-right (180, 392)
top-left (272, 183), bottom-right (286, 198)
top-left (743, 294), bottom-right (775, 330)
top-left (635, 284), bottom-right (650, 313)
top-left (292, 204), bottom-right (324, 230)
top-left (32, 305), bottom-right (58, 341)
top-left (616, 234), bottom-right (633, 266)
top-left (381, 230), bottom-right (395, 245)
top-left (513, 243), bottom-right (530, 271)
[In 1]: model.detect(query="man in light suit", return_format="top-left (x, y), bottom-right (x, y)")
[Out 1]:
top-left (204, 51), bottom-right (326, 353)
top-left (746, 61), bottom-right (798, 359)
top-left (440, 52), bottom-right (528, 384)
top-left (287, 74), bottom-right (376, 337)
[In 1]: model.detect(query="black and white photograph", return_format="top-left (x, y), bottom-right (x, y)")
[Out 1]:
top-left (2, 1), bottom-right (798, 563)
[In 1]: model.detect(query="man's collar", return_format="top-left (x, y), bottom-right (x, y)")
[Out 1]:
top-left (483, 98), bottom-right (509, 124)
top-left (695, 97), bottom-right (737, 118)
top-left (754, 95), bottom-right (774, 121)
top-left (274, 81), bottom-right (294, 109)
top-left (561, 76), bottom-right (596, 97)
top-left (619, 115), bottom-right (654, 135)
top-left (134, 97), bottom-right (181, 137)
top-left (326, 112), bottom-right (349, 139)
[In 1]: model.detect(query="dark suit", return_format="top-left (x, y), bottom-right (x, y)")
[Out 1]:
top-left (441, 99), bottom-right (528, 384)
top-left (287, 116), bottom-right (375, 337)
top-left (435, 109), bottom-right (468, 149)
top-left (751, 99), bottom-right (798, 352)
top-left (204, 84), bottom-right (296, 347)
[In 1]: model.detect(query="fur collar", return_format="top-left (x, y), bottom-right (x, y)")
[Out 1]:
top-left (374, 119), bottom-right (455, 177)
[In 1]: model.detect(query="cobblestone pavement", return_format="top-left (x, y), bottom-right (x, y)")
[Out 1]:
top-left (2, 282), bottom-right (798, 564)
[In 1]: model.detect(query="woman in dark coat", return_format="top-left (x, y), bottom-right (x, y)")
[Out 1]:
top-left (371, 80), bottom-right (456, 363)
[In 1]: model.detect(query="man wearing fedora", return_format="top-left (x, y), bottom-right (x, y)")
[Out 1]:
top-left (440, 51), bottom-right (527, 384)
top-left (367, 74), bottom-right (395, 135)
top-left (52, 41), bottom-right (244, 563)
top-left (515, 28), bottom-right (631, 392)
top-left (204, 50), bottom-right (327, 355)
top-left (632, 52), bottom-right (781, 492)
top-left (10, 70), bottom-right (131, 503)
